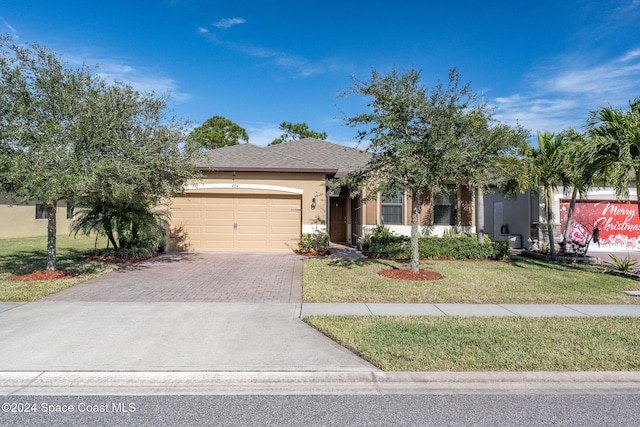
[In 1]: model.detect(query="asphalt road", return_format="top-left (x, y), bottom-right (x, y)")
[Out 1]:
top-left (1, 394), bottom-right (639, 427)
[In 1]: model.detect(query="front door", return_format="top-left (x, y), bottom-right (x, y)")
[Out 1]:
top-left (329, 198), bottom-right (347, 243)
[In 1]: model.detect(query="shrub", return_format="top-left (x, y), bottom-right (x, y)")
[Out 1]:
top-left (359, 230), bottom-right (372, 251)
top-left (369, 225), bottom-right (411, 259)
top-left (369, 231), bottom-right (509, 260)
top-left (299, 232), bottom-right (330, 253)
top-left (606, 254), bottom-right (637, 273)
top-left (419, 234), bottom-right (508, 260)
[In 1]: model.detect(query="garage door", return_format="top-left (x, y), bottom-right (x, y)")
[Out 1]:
top-left (170, 194), bottom-right (301, 252)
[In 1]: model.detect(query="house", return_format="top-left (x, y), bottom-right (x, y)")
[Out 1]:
top-left (0, 197), bottom-right (75, 239)
top-left (482, 179), bottom-right (640, 253)
top-left (167, 138), bottom-right (476, 252)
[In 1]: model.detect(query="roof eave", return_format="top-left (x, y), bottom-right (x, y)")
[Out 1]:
top-left (198, 166), bottom-right (339, 175)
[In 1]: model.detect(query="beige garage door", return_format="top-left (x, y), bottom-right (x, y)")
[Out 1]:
top-left (170, 194), bottom-right (301, 252)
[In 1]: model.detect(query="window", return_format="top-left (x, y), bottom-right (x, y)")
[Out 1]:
top-left (381, 192), bottom-right (404, 225)
top-left (35, 202), bottom-right (49, 219)
top-left (66, 201), bottom-right (74, 219)
top-left (434, 185), bottom-right (457, 226)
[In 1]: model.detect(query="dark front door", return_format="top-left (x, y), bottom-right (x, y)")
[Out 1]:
top-left (329, 198), bottom-right (347, 243)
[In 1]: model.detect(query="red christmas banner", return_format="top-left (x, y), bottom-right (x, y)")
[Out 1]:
top-left (560, 200), bottom-right (640, 251)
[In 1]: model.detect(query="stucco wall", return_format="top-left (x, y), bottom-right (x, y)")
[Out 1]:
top-left (483, 190), bottom-right (533, 246)
top-left (359, 186), bottom-right (476, 237)
top-left (0, 198), bottom-right (74, 239)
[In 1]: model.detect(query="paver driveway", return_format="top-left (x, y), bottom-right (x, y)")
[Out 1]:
top-left (43, 252), bottom-right (302, 303)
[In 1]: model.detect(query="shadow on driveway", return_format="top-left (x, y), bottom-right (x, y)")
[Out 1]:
top-left (43, 252), bottom-right (303, 303)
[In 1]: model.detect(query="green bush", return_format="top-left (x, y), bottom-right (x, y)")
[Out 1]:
top-left (299, 232), bottom-right (330, 253)
top-left (420, 234), bottom-right (509, 260)
top-left (369, 225), bottom-right (411, 259)
top-left (369, 230), bottom-right (509, 260)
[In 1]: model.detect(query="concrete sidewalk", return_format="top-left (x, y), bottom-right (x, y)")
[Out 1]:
top-left (301, 303), bottom-right (640, 317)
top-left (0, 302), bottom-right (376, 372)
top-left (2, 301), bottom-right (640, 395)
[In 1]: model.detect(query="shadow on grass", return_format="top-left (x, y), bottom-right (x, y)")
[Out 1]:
top-left (0, 248), bottom-right (107, 275)
top-left (325, 257), bottom-right (400, 269)
top-left (325, 253), bottom-right (599, 275)
top-left (508, 254), bottom-right (598, 273)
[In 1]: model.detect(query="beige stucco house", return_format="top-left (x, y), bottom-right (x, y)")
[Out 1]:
top-left (0, 197), bottom-right (74, 239)
top-left (167, 138), bottom-right (476, 252)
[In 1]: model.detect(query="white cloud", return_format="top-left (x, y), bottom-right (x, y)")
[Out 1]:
top-left (198, 24), bottom-right (351, 78)
top-left (197, 27), bottom-right (209, 34)
top-left (244, 122), bottom-right (281, 147)
top-left (66, 54), bottom-right (192, 103)
top-left (213, 17), bottom-right (246, 29)
top-left (621, 48), bottom-right (640, 62)
top-left (0, 16), bottom-right (19, 39)
top-left (492, 47), bottom-right (640, 135)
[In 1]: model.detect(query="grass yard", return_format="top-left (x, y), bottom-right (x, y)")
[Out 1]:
top-left (304, 315), bottom-right (640, 371)
top-left (303, 257), bottom-right (640, 304)
top-left (0, 235), bottom-right (115, 301)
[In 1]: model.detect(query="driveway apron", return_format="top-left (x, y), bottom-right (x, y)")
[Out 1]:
top-left (2, 252), bottom-right (376, 372)
top-left (43, 252), bottom-right (302, 303)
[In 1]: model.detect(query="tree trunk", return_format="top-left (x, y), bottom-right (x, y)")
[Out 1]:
top-left (476, 186), bottom-right (484, 244)
top-left (106, 230), bottom-right (119, 250)
top-left (563, 186), bottom-right (578, 245)
top-left (545, 186), bottom-right (556, 257)
top-left (410, 191), bottom-right (420, 272)
top-left (46, 203), bottom-right (57, 271)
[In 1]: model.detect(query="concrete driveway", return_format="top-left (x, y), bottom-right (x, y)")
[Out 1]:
top-left (0, 252), bottom-right (376, 372)
top-left (43, 252), bottom-right (302, 303)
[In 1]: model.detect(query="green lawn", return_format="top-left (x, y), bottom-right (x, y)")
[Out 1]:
top-left (304, 315), bottom-right (640, 371)
top-left (303, 256), bottom-right (640, 304)
top-left (0, 235), bottom-right (115, 301)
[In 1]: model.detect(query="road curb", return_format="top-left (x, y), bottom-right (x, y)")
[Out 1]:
top-left (2, 371), bottom-right (640, 396)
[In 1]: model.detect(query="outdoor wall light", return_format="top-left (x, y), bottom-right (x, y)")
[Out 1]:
top-left (311, 197), bottom-right (317, 209)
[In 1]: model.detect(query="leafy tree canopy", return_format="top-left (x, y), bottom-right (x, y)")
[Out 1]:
top-left (0, 35), bottom-right (201, 269)
top-left (587, 97), bottom-right (640, 215)
top-left (269, 121), bottom-right (328, 145)
top-left (340, 67), bottom-right (525, 270)
top-left (188, 115), bottom-right (248, 150)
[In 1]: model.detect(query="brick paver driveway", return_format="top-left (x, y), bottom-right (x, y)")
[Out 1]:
top-left (44, 253), bottom-right (302, 303)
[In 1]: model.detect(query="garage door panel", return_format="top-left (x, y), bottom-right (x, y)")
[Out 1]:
top-left (205, 225), bottom-right (233, 233)
top-left (238, 212), bottom-right (268, 221)
top-left (182, 224), bottom-right (203, 234)
top-left (239, 225), bottom-right (268, 234)
top-left (205, 211), bottom-right (234, 219)
top-left (171, 209), bottom-right (202, 219)
top-left (170, 194), bottom-right (301, 252)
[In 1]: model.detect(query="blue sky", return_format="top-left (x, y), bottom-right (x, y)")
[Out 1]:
top-left (1, 1), bottom-right (639, 147)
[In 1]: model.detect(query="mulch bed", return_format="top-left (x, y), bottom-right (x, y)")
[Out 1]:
top-left (10, 270), bottom-right (80, 282)
top-left (378, 268), bottom-right (444, 281)
top-left (84, 253), bottom-right (160, 264)
top-left (300, 251), bottom-right (331, 257)
top-left (9, 253), bottom-right (162, 282)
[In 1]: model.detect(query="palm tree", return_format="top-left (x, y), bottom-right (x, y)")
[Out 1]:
top-left (559, 129), bottom-right (618, 250)
top-left (587, 97), bottom-right (640, 216)
top-left (71, 198), bottom-right (167, 252)
top-left (522, 131), bottom-right (570, 256)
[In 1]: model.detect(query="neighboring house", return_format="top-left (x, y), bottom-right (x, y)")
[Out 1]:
top-left (0, 197), bottom-right (75, 239)
top-left (484, 181), bottom-right (640, 253)
top-left (167, 138), bottom-right (476, 252)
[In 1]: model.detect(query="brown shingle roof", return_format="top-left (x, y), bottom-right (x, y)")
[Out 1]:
top-left (266, 138), bottom-right (371, 177)
top-left (196, 138), bottom-right (371, 177)
top-left (196, 142), bottom-right (337, 174)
